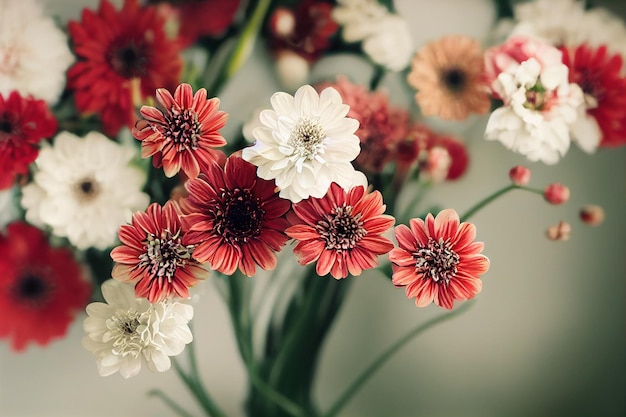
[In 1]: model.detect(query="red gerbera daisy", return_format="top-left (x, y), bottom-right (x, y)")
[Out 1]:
top-left (133, 83), bottom-right (229, 179)
top-left (389, 209), bottom-right (489, 310)
top-left (179, 155), bottom-right (291, 276)
top-left (0, 222), bottom-right (91, 351)
top-left (68, 0), bottom-right (183, 137)
top-left (111, 200), bottom-right (208, 303)
top-left (286, 183), bottom-right (395, 279)
top-left (0, 91), bottom-right (57, 189)
top-left (562, 44), bottom-right (626, 147)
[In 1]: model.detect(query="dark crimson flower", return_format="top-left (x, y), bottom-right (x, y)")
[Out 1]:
top-left (286, 183), bottom-right (395, 279)
top-left (389, 209), bottom-right (489, 310)
top-left (111, 201), bottom-right (208, 303)
top-left (180, 155), bottom-right (291, 276)
top-left (0, 91), bottom-right (57, 189)
top-left (0, 222), bottom-right (91, 351)
top-left (133, 83), bottom-right (228, 179)
top-left (562, 44), bottom-right (626, 147)
top-left (68, 0), bottom-right (183, 137)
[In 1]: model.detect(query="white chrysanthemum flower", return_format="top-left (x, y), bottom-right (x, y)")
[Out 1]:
top-left (21, 131), bottom-right (150, 250)
top-left (485, 58), bottom-right (586, 164)
top-left (242, 85), bottom-right (366, 203)
top-left (0, 186), bottom-right (19, 230)
top-left (83, 279), bottom-right (194, 379)
top-left (511, 0), bottom-right (626, 61)
top-left (332, 0), bottom-right (413, 71)
top-left (0, 0), bottom-right (74, 104)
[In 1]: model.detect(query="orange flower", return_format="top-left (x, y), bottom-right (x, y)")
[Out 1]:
top-left (407, 35), bottom-right (490, 121)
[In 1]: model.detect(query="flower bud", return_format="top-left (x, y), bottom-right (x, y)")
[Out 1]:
top-left (544, 183), bottom-right (570, 205)
top-left (509, 165), bottom-right (531, 186)
top-left (268, 7), bottom-right (296, 39)
top-left (546, 221), bottom-right (571, 241)
top-left (579, 204), bottom-right (605, 226)
top-left (419, 146), bottom-right (452, 183)
top-left (275, 50), bottom-right (310, 91)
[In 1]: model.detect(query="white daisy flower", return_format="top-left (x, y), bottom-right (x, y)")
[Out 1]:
top-left (242, 85), bottom-right (366, 203)
top-left (0, 0), bottom-right (74, 104)
top-left (332, 0), bottom-right (389, 43)
top-left (82, 279), bottom-right (194, 379)
top-left (21, 131), bottom-right (150, 250)
top-left (484, 58), bottom-right (586, 164)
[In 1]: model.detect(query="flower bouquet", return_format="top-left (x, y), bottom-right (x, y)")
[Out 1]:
top-left (0, 0), bottom-right (624, 416)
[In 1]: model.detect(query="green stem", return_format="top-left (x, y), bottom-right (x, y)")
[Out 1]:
top-left (369, 65), bottom-right (386, 91)
top-left (397, 181), bottom-right (431, 224)
top-left (173, 357), bottom-right (227, 417)
top-left (248, 372), bottom-right (311, 417)
top-left (149, 389), bottom-right (197, 417)
top-left (322, 301), bottom-right (475, 417)
top-left (207, 0), bottom-right (272, 96)
top-left (460, 184), bottom-right (543, 222)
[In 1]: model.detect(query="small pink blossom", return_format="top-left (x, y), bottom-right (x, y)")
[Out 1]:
top-left (546, 221), bottom-right (572, 241)
top-left (544, 183), bottom-right (570, 205)
top-left (579, 205), bottom-right (605, 226)
top-left (509, 165), bottom-right (531, 186)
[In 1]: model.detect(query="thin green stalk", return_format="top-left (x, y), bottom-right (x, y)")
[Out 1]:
top-left (397, 181), bottom-right (431, 223)
top-left (460, 184), bottom-right (543, 222)
top-left (172, 358), bottom-right (227, 417)
top-left (248, 372), bottom-right (311, 417)
top-left (369, 65), bottom-right (386, 90)
top-left (149, 389), bottom-right (197, 417)
top-left (322, 301), bottom-right (475, 417)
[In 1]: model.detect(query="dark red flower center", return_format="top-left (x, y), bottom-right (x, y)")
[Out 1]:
top-left (316, 205), bottom-right (366, 251)
top-left (442, 67), bottom-right (467, 93)
top-left (109, 41), bottom-right (148, 79)
top-left (139, 230), bottom-right (194, 280)
top-left (214, 188), bottom-right (264, 244)
top-left (166, 108), bottom-right (201, 150)
top-left (413, 238), bottom-right (459, 284)
top-left (11, 272), bottom-right (53, 307)
top-left (74, 177), bottom-right (100, 202)
top-left (0, 119), bottom-right (13, 134)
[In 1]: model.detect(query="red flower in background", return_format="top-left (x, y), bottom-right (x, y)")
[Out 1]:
top-left (0, 91), bottom-right (56, 189)
top-left (286, 183), bottom-right (395, 279)
top-left (562, 44), bottom-right (626, 148)
top-left (180, 155), bottom-right (291, 276)
top-left (111, 201), bottom-right (208, 303)
top-left (133, 83), bottom-right (228, 179)
top-left (68, 0), bottom-right (183, 137)
top-left (268, 0), bottom-right (338, 62)
top-left (0, 222), bottom-right (91, 351)
top-left (389, 209), bottom-right (489, 310)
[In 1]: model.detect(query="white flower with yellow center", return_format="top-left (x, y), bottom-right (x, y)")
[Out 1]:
top-left (242, 85), bottom-right (366, 203)
top-left (21, 131), bottom-right (150, 250)
top-left (82, 279), bottom-right (194, 379)
top-left (0, 0), bottom-right (74, 104)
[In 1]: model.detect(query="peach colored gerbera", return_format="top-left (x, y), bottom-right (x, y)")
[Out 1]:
top-left (286, 182), bottom-right (395, 279)
top-left (407, 35), bottom-right (491, 121)
top-left (389, 209), bottom-right (489, 310)
top-left (133, 83), bottom-right (228, 179)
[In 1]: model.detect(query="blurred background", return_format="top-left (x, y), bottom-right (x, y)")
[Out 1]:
top-left (0, 0), bottom-right (624, 416)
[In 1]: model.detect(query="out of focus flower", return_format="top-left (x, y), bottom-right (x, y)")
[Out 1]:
top-left (0, 0), bottom-right (74, 104)
top-left (151, 0), bottom-right (240, 47)
top-left (418, 146), bottom-right (452, 184)
top-left (546, 220), bottom-right (572, 241)
top-left (544, 183), bottom-right (570, 205)
top-left (0, 222), bottom-right (90, 351)
top-left (510, 0), bottom-right (626, 60)
top-left (68, 0), bottom-right (183, 137)
top-left (111, 201), bottom-right (208, 303)
top-left (21, 131), bottom-right (150, 250)
top-left (133, 83), bottom-right (228, 179)
top-left (286, 183), bottom-right (395, 279)
top-left (275, 51), bottom-right (311, 91)
top-left (508, 165), bottom-right (531, 186)
top-left (0, 91), bottom-right (57, 190)
top-left (408, 35), bottom-right (491, 120)
top-left (579, 204), bottom-right (605, 226)
top-left (389, 209), bottom-right (490, 310)
top-left (242, 85), bottom-right (365, 203)
top-left (562, 44), bottom-right (626, 148)
top-left (180, 155), bottom-right (291, 276)
top-left (484, 57), bottom-right (587, 164)
top-left (316, 76), bottom-right (410, 173)
top-left (83, 279), bottom-right (193, 378)
top-left (333, 0), bottom-right (412, 71)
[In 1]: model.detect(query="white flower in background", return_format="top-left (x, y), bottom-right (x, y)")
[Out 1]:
top-left (332, 0), bottom-right (413, 71)
top-left (82, 279), bottom-right (194, 379)
top-left (0, 0), bottom-right (74, 104)
top-left (511, 0), bottom-right (626, 60)
top-left (0, 186), bottom-right (19, 229)
top-left (21, 131), bottom-right (150, 250)
top-left (242, 85), bottom-right (366, 203)
top-left (485, 58), bottom-right (586, 164)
